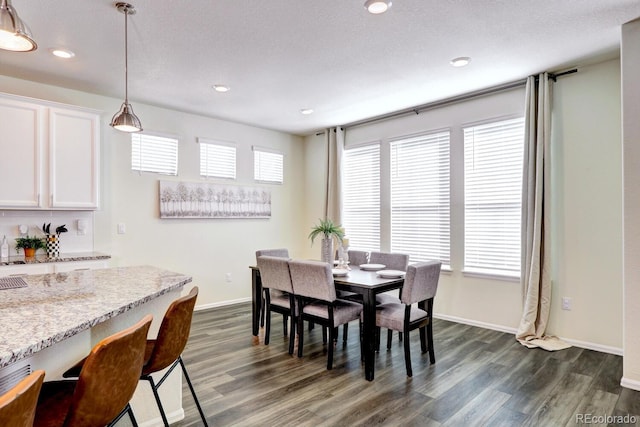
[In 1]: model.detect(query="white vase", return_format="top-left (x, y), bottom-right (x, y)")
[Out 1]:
top-left (321, 238), bottom-right (333, 264)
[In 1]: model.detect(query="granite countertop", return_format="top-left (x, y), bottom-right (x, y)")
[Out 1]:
top-left (0, 252), bottom-right (111, 267)
top-left (0, 265), bottom-right (192, 368)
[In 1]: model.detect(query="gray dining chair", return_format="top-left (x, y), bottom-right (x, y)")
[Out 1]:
top-left (374, 260), bottom-right (441, 377)
top-left (288, 259), bottom-right (363, 370)
top-left (255, 248), bottom-right (290, 329)
top-left (348, 250), bottom-right (369, 267)
top-left (257, 255), bottom-right (296, 354)
top-left (370, 251), bottom-right (410, 305)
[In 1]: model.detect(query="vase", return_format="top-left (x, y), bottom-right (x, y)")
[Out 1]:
top-left (321, 238), bottom-right (333, 264)
top-left (47, 236), bottom-right (60, 258)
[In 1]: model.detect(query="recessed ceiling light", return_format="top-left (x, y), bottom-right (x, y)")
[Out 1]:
top-left (450, 57), bottom-right (471, 67)
top-left (300, 108), bottom-right (314, 115)
top-left (50, 48), bottom-right (75, 59)
top-left (364, 0), bottom-right (392, 14)
top-left (213, 85), bottom-right (230, 93)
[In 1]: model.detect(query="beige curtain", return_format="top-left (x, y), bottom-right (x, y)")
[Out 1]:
top-left (324, 127), bottom-right (344, 224)
top-left (516, 73), bottom-right (570, 351)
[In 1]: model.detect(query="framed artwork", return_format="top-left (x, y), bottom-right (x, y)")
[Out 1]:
top-left (159, 180), bottom-right (271, 218)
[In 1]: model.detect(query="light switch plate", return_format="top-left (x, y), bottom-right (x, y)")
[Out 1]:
top-left (117, 223), bottom-right (126, 234)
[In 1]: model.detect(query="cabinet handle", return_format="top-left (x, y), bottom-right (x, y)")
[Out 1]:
top-left (50, 194), bottom-right (53, 205)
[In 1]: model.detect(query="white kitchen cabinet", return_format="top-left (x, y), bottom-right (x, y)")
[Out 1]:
top-left (0, 93), bottom-right (100, 210)
top-left (0, 96), bottom-right (44, 208)
top-left (49, 108), bottom-right (100, 209)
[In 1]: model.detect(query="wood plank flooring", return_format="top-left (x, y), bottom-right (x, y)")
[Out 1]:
top-left (172, 302), bottom-right (640, 426)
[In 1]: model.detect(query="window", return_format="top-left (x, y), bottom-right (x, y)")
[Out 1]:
top-left (131, 132), bottom-right (178, 175)
top-left (198, 138), bottom-right (236, 179)
top-left (343, 144), bottom-right (380, 251)
top-left (463, 117), bottom-right (524, 277)
top-left (390, 131), bottom-right (450, 265)
top-left (253, 146), bottom-right (284, 183)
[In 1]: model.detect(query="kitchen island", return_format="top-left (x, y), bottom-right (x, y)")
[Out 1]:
top-left (0, 265), bottom-right (192, 425)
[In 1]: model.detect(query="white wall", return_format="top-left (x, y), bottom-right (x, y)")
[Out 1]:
top-left (622, 18), bottom-right (640, 389)
top-left (303, 59), bottom-right (624, 351)
top-left (0, 75), bottom-right (307, 309)
top-left (549, 59), bottom-right (622, 351)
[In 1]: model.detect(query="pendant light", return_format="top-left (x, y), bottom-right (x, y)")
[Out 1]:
top-left (110, 2), bottom-right (142, 133)
top-left (0, 0), bottom-right (37, 52)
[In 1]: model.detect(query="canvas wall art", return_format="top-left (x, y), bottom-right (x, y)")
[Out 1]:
top-left (159, 180), bottom-right (271, 218)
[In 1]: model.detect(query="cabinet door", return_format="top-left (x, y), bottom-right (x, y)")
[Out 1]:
top-left (49, 108), bottom-right (100, 209)
top-left (0, 97), bottom-right (43, 208)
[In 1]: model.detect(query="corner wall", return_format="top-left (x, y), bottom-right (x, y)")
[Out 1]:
top-left (622, 18), bottom-right (640, 389)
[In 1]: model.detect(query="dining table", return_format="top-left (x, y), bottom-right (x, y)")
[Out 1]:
top-left (249, 264), bottom-right (404, 381)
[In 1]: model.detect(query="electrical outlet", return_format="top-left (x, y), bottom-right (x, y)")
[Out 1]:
top-left (225, 273), bottom-right (232, 283)
top-left (117, 223), bottom-right (126, 234)
top-left (561, 297), bottom-right (572, 311)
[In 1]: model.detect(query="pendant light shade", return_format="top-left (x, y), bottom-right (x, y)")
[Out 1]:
top-left (110, 2), bottom-right (142, 133)
top-left (0, 0), bottom-right (37, 52)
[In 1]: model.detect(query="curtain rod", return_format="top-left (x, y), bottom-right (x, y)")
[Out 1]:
top-left (343, 68), bottom-right (578, 130)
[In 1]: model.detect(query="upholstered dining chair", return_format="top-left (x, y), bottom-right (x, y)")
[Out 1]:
top-left (256, 248), bottom-right (290, 328)
top-left (257, 255), bottom-right (296, 354)
top-left (347, 250), bottom-right (369, 267)
top-left (374, 260), bottom-right (441, 377)
top-left (0, 369), bottom-right (45, 427)
top-left (35, 315), bottom-right (153, 427)
top-left (370, 251), bottom-right (410, 305)
top-left (288, 259), bottom-right (363, 370)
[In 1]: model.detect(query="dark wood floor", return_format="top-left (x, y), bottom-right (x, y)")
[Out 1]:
top-left (173, 302), bottom-right (640, 427)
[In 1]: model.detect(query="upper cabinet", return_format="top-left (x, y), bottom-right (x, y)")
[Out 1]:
top-left (0, 96), bottom-right (43, 208)
top-left (49, 108), bottom-right (100, 209)
top-left (0, 93), bottom-right (100, 210)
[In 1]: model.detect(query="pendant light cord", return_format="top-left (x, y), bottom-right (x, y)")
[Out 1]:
top-left (123, 6), bottom-right (129, 104)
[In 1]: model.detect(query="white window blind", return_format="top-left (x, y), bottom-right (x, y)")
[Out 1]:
top-left (463, 117), bottom-right (525, 277)
top-left (253, 147), bottom-right (284, 183)
top-left (390, 131), bottom-right (450, 265)
top-left (198, 138), bottom-right (236, 179)
top-left (343, 144), bottom-right (380, 252)
top-left (131, 133), bottom-right (178, 175)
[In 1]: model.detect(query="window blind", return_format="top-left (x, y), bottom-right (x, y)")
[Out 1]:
top-left (198, 138), bottom-right (236, 179)
top-left (131, 133), bottom-right (178, 175)
top-left (463, 117), bottom-right (524, 277)
top-left (253, 147), bottom-right (284, 183)
top-left (390, 131), bottom-right (450, 265)
top-left (343, 144), bottom-right (380, 252)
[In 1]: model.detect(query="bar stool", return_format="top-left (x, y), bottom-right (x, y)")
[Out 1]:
top-left (34, 314), bottom-right (152, 427)
top-left (139, 287), bottom-right (208, 427)
top-left (0, 370), bottom-right (45, 427)
top-left (63, 287), bottom-right (207, 427)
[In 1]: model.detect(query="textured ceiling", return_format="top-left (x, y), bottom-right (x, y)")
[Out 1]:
top-left (1, 0), bottom-right (639, 136)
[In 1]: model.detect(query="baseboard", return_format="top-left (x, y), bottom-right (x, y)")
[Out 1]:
top-left (433, 313), bottom-right (623, 355)
top-left (559, 337), bottom-right (622, 356)
top-left (621, 377), bottom-right (640, 391)
top-left (138, 408), bottom-right (185, 427)
top-left (434, 313), bottom-right (518, 334)
top-left (195, 296), bottom-right (251, 312)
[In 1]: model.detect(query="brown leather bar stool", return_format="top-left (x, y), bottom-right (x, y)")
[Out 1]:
top-left (0, 369), bottom-right (45, 427)
top-left (139, 287), bottom-right (208, 426)
top-left (64, 287), bottom-right (207, 427)
top-left (34, 314), bottom-right (152, 427)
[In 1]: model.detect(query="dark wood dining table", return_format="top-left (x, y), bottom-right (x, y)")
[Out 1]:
top-left (249, 265), bottom-right (404, 381)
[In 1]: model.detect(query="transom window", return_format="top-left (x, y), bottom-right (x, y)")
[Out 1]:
top-left (131, 132), bottom-right (178, 175)
top-left (198, 137), bottom-right (236, 179)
